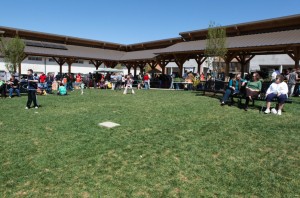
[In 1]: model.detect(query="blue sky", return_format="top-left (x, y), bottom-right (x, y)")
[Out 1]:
top-left (0, 0), bottom-right (299, 44)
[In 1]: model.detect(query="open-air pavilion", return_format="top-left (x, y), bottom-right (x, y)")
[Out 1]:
top-left (1, 14), bottom-right (300, 77)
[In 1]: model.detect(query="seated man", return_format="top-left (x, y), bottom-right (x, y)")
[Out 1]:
top-left (221, 74), bottom-right (245, 105)
top-left (57, 83), bottom-right (67, 96)
top-left (8, 76), bottom-right (20, 98)
top-left (264, 75), bottom-right (288, 116)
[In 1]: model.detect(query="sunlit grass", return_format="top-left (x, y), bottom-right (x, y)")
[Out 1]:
top-left (0, 89), bottom-right (299, 197)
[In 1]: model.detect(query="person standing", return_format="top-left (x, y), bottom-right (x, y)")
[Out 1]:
top-left (76, 73), bottom-right (82, 88)
top-left (200, 72), bottom-right (205, 81)
top-left (143, 73), bottom-right (150, 90)
top-left (46, 73), bottom-right (54, 93)
top-left (26, 69), bottom-right (38, 109)
top-left (87, 72), bottom-right (92, 89)
top-left (66, 73), bottom-right (74, 91)
top-left (287, 68), bottom-right (299, 97)
top-left (271, 68), bottom-right (280, 82)
top-left (123, 75), bottom-right (135, 95)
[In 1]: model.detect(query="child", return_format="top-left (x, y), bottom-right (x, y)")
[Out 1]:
top-left (123, 75), bottom-right (135, 95)
top-left (80, 82), bottom-right (85, 95)
top-left (26, 69), bottom-right (39, 109)
top-left (57, 83), bottom-right (67, 96)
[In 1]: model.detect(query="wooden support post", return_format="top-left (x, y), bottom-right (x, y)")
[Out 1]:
top-left (66, 58), bottom-right (76, 75)
top-left (157, 59), bottom-right (169, 75)
top-left (139, 63), bottom-right (146, 75)
top-left (224, 52), bottom-right (237, 77)
top-left (195, 55), bottom-right (207, 74)
top-left (173, 54), bottom-right (189, 77)
top-left (53, 57), bottom-right (66, 80)
top-left (104, 61), bottom-right (117, 68)
top-left (125, 63), bottom-right (132, 75)
top-left (235, 54), bottom-right (255, 78)
top-left (59, 65), bottom-right (63, 77)
top-left (148, 60), bottom-right (158, 77)
top-left (90, 60), bottom-right (103, 70)
top-left (134, 65), bottom-right (137, 77)
top-left (288, 47), bottom-right (300, 69)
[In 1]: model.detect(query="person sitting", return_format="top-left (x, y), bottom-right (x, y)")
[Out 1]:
top-left (221, 74), bottom-right (245, 105)
top-left (8, 76), bottom-right (20, 98)
top-left (244, 72), bottom-right (262, 111)
top-left (57, 83), bottom-right (67, 96)
top-left (264, 75), bottom-right (288, 116)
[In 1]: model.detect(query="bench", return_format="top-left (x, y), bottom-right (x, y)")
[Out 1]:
top-left (198, 80), bottom-right (293, 109)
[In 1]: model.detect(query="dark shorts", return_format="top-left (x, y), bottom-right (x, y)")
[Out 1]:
top-left (266, 93), bottom-right (287, 103)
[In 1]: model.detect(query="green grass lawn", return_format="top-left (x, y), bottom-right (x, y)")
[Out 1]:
top-left (0, 89), bottom-right (299, 197)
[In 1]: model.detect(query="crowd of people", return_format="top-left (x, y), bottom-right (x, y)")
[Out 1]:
top-left (0, 68), bottom-right (299, 114)
top-left (219, 68), bottom-right (300, 115)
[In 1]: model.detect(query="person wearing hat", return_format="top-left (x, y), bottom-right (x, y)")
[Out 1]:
top-left (26, 69), bottom-right (39, 109)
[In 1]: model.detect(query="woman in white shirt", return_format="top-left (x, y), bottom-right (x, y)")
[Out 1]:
top-left (264, 75), bottom-right (288, 115)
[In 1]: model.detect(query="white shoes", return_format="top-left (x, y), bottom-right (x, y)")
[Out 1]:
top-left (35, 106), bottom-right (39, 109)
top-left (25, 107), bottom-right (29, 110)
top-left (265, 108), bottom-right (282, 115)
top-left (271, 108), bottom-right (277, 114)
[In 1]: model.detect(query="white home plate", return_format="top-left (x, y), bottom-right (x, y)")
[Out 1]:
top-left (98, 122), bottom-right (120, 128)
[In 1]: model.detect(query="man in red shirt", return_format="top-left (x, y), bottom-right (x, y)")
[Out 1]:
top-left (39, 72), bottom-right (46, 83)
top-left (39, 72), bottom-right (47, 90)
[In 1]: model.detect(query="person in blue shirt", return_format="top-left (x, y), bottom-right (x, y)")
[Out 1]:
top-left (57, 83), bottom-right (67, 96)
top-left (221, 74), bottom-right (245, 105)
top-left (26, 69), bottom-right (39, 109)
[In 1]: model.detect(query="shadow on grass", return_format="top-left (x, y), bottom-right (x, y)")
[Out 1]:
top-left (194, 91), bottom-right (265, 112)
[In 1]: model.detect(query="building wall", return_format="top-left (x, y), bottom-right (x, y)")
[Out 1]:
top-left (249, 54), bottom-right (294, 71)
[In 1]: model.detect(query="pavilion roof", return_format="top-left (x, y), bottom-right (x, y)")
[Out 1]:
top-left (180, 14), bottom-right (300, 41)
top-left (0, 26), bottom-right (126, 51)
top-left (1, 14), bottom-right (300, 62)
top-left (157, 29), bottom-right (300, 55)
top-left (24, 40), bottom-right (125, 61)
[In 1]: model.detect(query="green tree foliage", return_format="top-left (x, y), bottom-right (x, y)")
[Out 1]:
top-left (115, 63), bottom-right (123, 69)
top-left (205, 22), bottom-right (228, 70)
top-left (0, 36), bottom-right (26, 72)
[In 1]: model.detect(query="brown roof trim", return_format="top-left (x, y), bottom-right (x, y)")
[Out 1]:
top-left (180, 14), bottom-right (300, 40)
top-left (126, 37), bottom-right (183, 51)
top-left (0, 26), bottom-right (126, 51)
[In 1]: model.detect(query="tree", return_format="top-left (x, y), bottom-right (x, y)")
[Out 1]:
top-left (205, 22), bottom-right (228, 76)
top-left (115, 63), bottom-right (123, 69)
top-left (0, 36), bottom-right (26, 73)
top-left (144, 64), bottom-right (152, 72)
